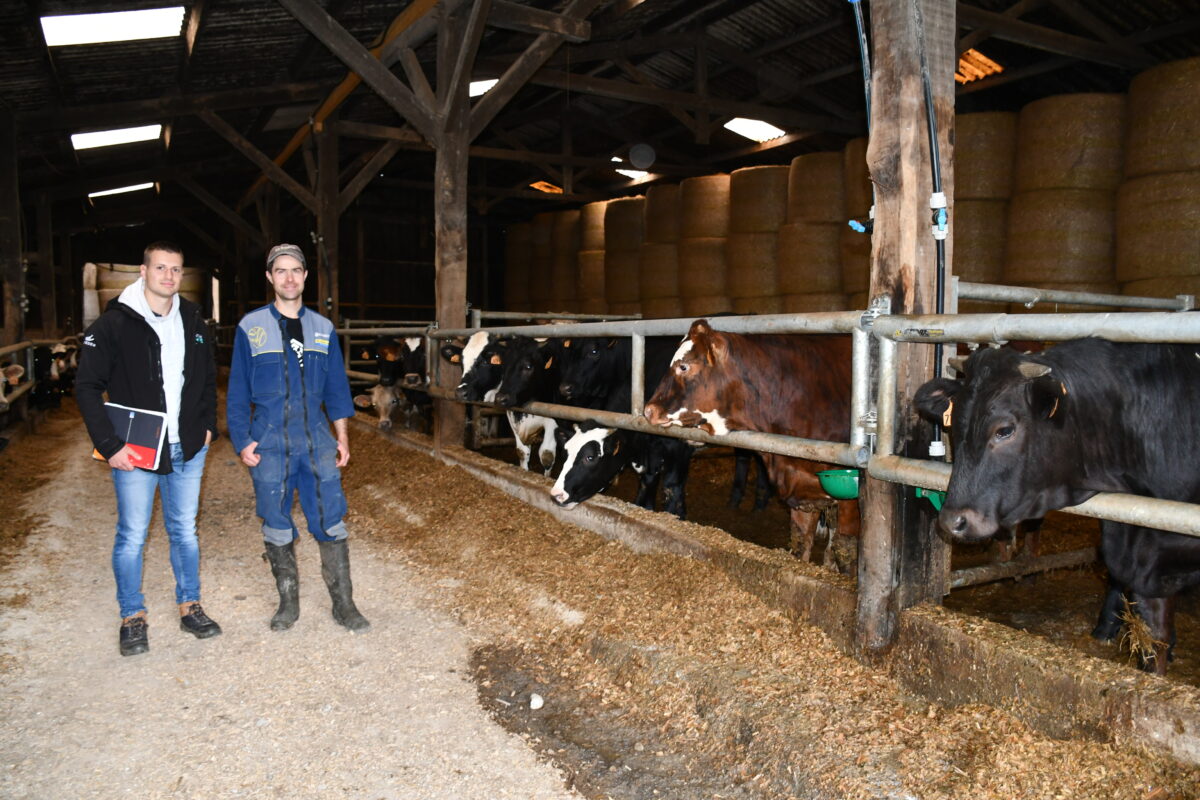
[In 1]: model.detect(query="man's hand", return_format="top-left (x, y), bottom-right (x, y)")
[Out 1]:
top-left (240, 441), bottom-right (261, 467)
top-left (336, 437), bottom-right (350, 467)
top-left (107, 445), bottom-right (138, 471)
top-left (205, 429), bottom-right (213, 446)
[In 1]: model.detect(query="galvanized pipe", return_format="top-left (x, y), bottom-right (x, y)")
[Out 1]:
top-left (0, 379), bottom-right (34, 407)
top-left (874, 337), bottom-right (898, 458)
top-left (631, 333), bottom-right (645, 416)
top-left (850, 327), bottom-right (871, 449)
top-left (958, 281), bottom-right (1193, 312)
top-left (473, 309), bottom-right (640, 322)
top-left (344, 319), bottom-right (432, 326)
top-left (0, 341), bottom-right (32, 359)
top-left (426, 385), bottom-right (868, 467)
top-left (432, 310), bottom-right (865, 341)
top-left (335, 326), bottom-right (429, 337)
top-left (870, 312), bottom-right (1200, 344)
top-left (949, 547), bottom-right (1098, 590)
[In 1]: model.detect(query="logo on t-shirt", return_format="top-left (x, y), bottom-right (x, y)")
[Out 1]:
top-left (290, 336), bottom-right (305, 368)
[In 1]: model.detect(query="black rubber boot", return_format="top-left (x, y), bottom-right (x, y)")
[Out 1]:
top-left (263, 541), bottom-right (300, 631)
top-left (318, 539), bottom-right (370, 632)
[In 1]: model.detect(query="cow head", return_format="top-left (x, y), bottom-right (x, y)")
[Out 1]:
top-left (557, 337), bottom-right (624, 403)
top-left (643, 319), bottom-right (740, 435)
top-left (399, 337), bottom-right (426, 390)
top-left (550, 423), bottom-right (627, 509)
top-left (353, 383), bottom-right (403, 430)
top-left (914, 346), bottom-right (1085, 543)
top-left (494, 338), bottom-right (561, 408)
top-left (442, 331), bottom-right (510, 402)
top-left (363, 336), bottom-right (403, 387)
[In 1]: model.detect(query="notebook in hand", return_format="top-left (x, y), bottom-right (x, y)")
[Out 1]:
top-left (90, 402), bottom-right (168, 470)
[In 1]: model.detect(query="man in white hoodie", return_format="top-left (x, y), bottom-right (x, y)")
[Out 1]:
top-left (76, 242), bottom-right (220, 656)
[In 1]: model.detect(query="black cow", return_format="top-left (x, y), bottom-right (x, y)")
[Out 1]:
top-left (363, 335), bottom-right (429, 431)
top-left (914, 339), bottom-right (1200, 674)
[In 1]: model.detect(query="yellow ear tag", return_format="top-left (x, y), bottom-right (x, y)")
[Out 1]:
top-left (544, 356), bottom-right (554, 369)
top-left (942, 399), bottom-right (954, 428)
top-left (450, 354), bottom-right (461, 363)
top-left (612, 440), bottom-right (621, 455)
top-left (489, 354), bottom-right (503, 365)
top-left (1048, 396), bottom-right (1060, 418)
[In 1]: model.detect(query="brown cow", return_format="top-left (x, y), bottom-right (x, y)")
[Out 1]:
top-left (643, 319), bottom-right (859, 567)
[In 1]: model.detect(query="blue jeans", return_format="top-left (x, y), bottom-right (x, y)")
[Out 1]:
top-left (251, 428), bottom-right (348, 545)
top-left (111, 443), bottom-right (209, 619)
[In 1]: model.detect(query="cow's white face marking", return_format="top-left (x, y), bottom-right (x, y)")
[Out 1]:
top-left (551, 427), bottom-right (614, 506)
top-left (671, 337), bottom-right (694, 366)
top-left (404, 337), bottom-right (421, 353)
top-left (459, 331), bottom-right (491, 379)
top-left (666, 408), bottom-right (689, 426)
top-left (665, 406), bottom-right (729, 435)
top-left (483, 387), bottom-right (499, 403)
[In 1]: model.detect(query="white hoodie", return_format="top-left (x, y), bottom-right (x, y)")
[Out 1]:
top-left (118, 278), bottom-right (185, 444)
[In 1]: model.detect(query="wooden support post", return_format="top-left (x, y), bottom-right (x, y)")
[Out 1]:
top-left (0, 112), bottom-right (23, 345)
top-left (58, 233), bottom-right (75, 334)
top-left (235, 230), bottom-right (250, 321)
top-left (36, 193), bottom-right (57, 337)
top-left (316, 120), bottom-right (339, 321)
top-left (855, 0), bottom-right (955, 659)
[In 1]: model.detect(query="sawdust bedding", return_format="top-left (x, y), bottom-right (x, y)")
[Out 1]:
top-left (342, 423), bottom-right (1200, 800)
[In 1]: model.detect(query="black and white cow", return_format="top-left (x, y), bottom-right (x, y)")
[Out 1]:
top-left (914, 338), bottom-right (1200, 674)
top-left (362, 334), bottom-right (429, 431)
top-left (441, 331), bottom-right (558, 473)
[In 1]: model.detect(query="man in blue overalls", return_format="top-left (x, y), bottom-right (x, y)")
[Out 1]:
top-left (227, 244), bottom-right (368, 633)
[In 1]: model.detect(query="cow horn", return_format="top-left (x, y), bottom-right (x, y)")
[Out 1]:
top-left (947, 356), bottom-right (967, 373)
top-left (1018, 362), bottom-right (1052, 379)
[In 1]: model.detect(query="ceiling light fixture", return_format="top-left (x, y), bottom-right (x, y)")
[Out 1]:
top-left (955, 49), bottom-right (1004, 84)
top-left (529, 180), bottom-right (563, 194)
top-left (41, 7), bottom-right (186, 47)
top-left (72, 124), bottom-right (163, 151)
top-left (88, 182), bottom-right (155, 199)
top-left (611, 156), bottom-right (647, 180)
top-left (722, 118), bottom-right (787, 143)
top-left (469, 79), bottom-right (499, 97)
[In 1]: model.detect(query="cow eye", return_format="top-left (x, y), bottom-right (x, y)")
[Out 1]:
top-left (676, 361), bottom-right (689, 374)
top-left (994, 424), bottom-right (1015, 441)
top-left (584, 452), bottom-right (596, 463)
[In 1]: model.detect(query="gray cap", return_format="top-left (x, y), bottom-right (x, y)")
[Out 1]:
top-left (266, 243), bottom-right (306, 269)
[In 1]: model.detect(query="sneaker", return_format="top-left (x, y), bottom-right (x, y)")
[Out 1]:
top-left (179, 603), bottom-right (222, 639)
top-left (119, 614), bottom-right (149, 656)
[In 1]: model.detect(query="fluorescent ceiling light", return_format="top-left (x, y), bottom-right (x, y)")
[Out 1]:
top-left (955, 49), bottom-right (1003, 84)
top-left (612, 157), bottom-right (647, 180)
top-left (723, 117), bottom-right (786, 143)
top-left (41, 7), bottom-right (186, 47)
top-left (88, 182), bottom-right (155, 199)
top-left (72, 124), bottom-right (163, 151)
top-left (469, 79), bottom-right (498, 97)
top-left (529, 180), bottom-right (562, 194)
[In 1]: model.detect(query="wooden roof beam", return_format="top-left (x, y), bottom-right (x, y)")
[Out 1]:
top-left (177, 176), bottom-right (267, 248)
top-left (956, 3), bottom-right (1155, 69)
top-left (199, 110), bottom-right (317, 213)
top-left (489, 1), bottom-right (591, 42)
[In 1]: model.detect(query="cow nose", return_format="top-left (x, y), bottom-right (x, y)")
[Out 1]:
top-left (493, 392), bottom-right (512, 407)
top-left (402, 373), bottom-right (421, 387)
top-left (379, 419), bottom-right (393, 430)
top-left (558, 382), bottom-right (575, 399)
top-left (938, 507), bottom-right (986, 542)
top-left (455, 385), bottom-right (469, 401)
top-left (643, 403), bottom-right (665, 425)
top-left (551, 487), bottom-right (568, 504)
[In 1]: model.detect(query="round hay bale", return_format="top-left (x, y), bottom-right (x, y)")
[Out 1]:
top-left (577, 249), bottom-right (606, 307)
top-left (1015, 93), bottom-right (1126, 192)
top-left (527, 250), bottom-right (554, 307)
top-left (680, 174), bottom-right (731, 238)
top-left (1003, 189), bottom-right (1115, 284)
top-left (179, 291), bottom-right (203, 309)
top-left (726, 232), bottom-right (779, 298)
top-left (550, 211), bottom-right (581, 306)
top-left (604, 249), bottom-right (641, 304)
top-left (580, 200), bottom-right (608, 251)
top-left (1121, 276), bottom-right (1200, 306)
top-left (843, 137), bottom-right (873, 217)
top-left (1115, 171), bottom-right (1200, 281)
top-left (604, 197), bottom-right (645, 252)
top-left (551, 210), bottom-right (581, 259)
top-left (579, 295), bottom-right (609, 315)
top-left (1006, 281), bottom-right (1120, 313)
top-left (607, 301), bottom-right (642, 317)
top-left (82, 289), bottom-right (100, 327)
top-left (504, 223), bottom-right (533, 310)
top-left (730, 165), bottom-right (789, 233)
top-left (644, 184), bottom-right (681, 243)
top-left (781, 292), bottom-right (848, 313)
top-left (956, 111), bottom-right (1018, 200)
top-left (839, 225), bottom-right (871, 293)
top-left (787, 151), bottom-right (846, 223)
top-left (638, 242), bottom-right (679, 300)
top-left (732, 295), bottom-right (783, 315)
top-left (640, 296), bottom-right (684, 319)
top-left (98, 288), bottom-right (123, 309)
top-left (680, 295), bottom-right (733, 317)
top-left (1125, 57), bottom-right (1200, 178)
top-left (96, 262), bottom-right (142, 290)
top-left (677, 237), bottom-right (728, 298)
top-left (82, 262), bottom-right (98, 290)
top-left (178, 268), bottom-right (206, 294)
top-left (777, 221), bottom-right (842, 294)
top-left (952, 199), bottom-right (1007, 284)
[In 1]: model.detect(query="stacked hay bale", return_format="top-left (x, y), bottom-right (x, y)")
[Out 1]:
top-left (604, 196), bottom-right (645, 316)
top-left (726, 165), bottom-right (788, 314)
top-left (96, 262), bottom-right (205, 311)
top-left (1117, 57), bottom-right (1200, 304)
top-left (840, 137), bottom-right (872, 309)
top-left (639, 184), bottom-right (683, 319)
top-left (549, 209), bottom-right (581, 312)
top-left (954, 111), bottom-right (1017, 313)
top-left (1004, 93), bottom-right (1126, 312)
top-left (527, 212), bottom-right (556, 312)
top-left (678, 174), bottom-right (732, 316)
top-left (577, 200), bottom-right (608, 314)
top-left (504, 223), bottom-right (533, 312)
top-left (82, 262), bottom-right (100, 328)
top-left (778, 151), bottom-right (847, 312)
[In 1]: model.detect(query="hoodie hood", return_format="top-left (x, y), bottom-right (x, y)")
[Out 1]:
top-left (118, 277), bottom-right (179, 325)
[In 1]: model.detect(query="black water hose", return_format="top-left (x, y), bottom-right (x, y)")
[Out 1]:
top-left (849, 0), bottom-right (872, 133)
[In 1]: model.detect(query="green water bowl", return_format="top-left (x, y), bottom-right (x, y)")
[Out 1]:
top-left (915, 486), bottom-right (946, 510)
top-left (817, 469), bottom-right (860, 500)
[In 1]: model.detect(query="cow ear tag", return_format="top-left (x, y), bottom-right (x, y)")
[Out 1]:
top-left (490, 354), bottom-right (503, 365)
top-left (544, 356), bottom-right (554, 369)
top-left (450, 354), bottom-right (461, 363)
top-left (360, 349), bottom-right (370, 359)
top-left (612, 440), bottom-right (621, 455)
top-left (1047, 380), bottom-right (1068, 418)
top-left (942, 399), bottom-right (954, 428)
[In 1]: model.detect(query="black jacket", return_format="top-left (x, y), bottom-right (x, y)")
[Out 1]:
top-left (76, 294), bottom-right (217, 474)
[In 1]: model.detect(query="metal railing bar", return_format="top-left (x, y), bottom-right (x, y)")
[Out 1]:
top-left (948, 547), bottom-right (1098, 590)
top-left (870, 312), bottom-right (1200, 344)
top-left (958, 280), bottom-right (1194, 312)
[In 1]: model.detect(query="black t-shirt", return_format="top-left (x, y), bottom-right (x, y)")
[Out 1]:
top-left (284, 316), bottom-right (304, 370)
